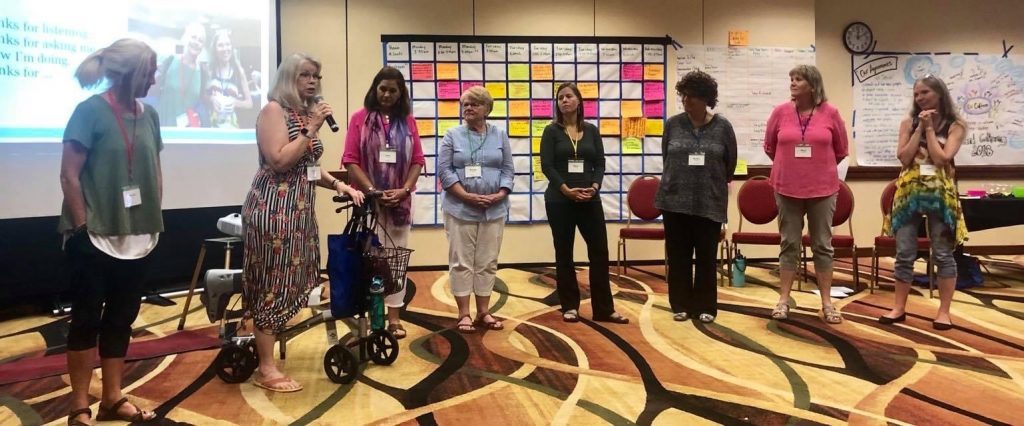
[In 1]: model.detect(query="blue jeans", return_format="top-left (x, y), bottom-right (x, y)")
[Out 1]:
top-left (894, 213), bottom-right (957, 283)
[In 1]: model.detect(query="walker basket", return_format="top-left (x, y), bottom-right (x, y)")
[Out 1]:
top-left (363, 246), bottom-right (413, 295)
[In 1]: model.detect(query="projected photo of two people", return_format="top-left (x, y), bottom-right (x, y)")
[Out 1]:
top-left (141, 18), bottom-right (262, 129)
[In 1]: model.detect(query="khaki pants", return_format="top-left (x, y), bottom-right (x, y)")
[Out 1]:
top-left (444, 214), bottom-right (506, 297)
top-left (775, 193), bottom-right (836, 272)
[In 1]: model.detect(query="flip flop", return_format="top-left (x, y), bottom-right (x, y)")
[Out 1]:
top-left (253, 375), bottom-right (303, 393)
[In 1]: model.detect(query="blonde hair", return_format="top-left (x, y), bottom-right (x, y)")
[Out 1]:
top-left (460, 86), bottom-right (494, 115)
top-left (268, 53), bottom-right (321, 111)
top-left (74, 38), bottom-right (157, 97)
top-left (789, 64), bottom-right (827, 105)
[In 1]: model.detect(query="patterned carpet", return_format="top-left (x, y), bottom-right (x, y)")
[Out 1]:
top-left (2, 258), bottom-right (1024, 425)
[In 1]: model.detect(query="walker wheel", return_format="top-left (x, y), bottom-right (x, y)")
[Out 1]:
top-left (215, 343), bottom-right (258, 383)
top-left (324, 344), bottom-right (359, 384)
top-left (368, 330), bottom-right (399, 366)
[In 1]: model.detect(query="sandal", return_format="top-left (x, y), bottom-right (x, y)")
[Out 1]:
top-left (67, 407), bottom-right (91, 426)
top-left (474, 312), bottom-right (504, 330)
top-left (771, 302), bottom-right (790, 320)
top-left (387, 323), bottom-right (407, 339)
top-left (698, 313), bottom-right (716, 323)
top-left (822, 305), bottom-right (843, 324)
top-left (95, 397), bottom-right (156, 422)
top-left (562, 309), bottom-right (580, 323)
top-left (673, 312), bottom-right (689, 322)
top-left (253, 374), bottom-right (303, 393)
top-left (456, 315), bottom-right (476, 333)
top-left (594, 312), bottom-right (630, 324)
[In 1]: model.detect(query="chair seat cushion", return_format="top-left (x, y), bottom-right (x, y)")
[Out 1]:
top-left (620, 227), bottom-right (665, 240)
top-left (802, 234), bottom-right (855, 247)
top-left (874, 236), bottom-right (930, 248)
top-left (731, 232), bottom-right (781, 245)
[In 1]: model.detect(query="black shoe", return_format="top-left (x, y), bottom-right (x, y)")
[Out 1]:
top-left (878, 313), bottom-right (906, 325)
top-left (932, 321), bottom-right (954, 331)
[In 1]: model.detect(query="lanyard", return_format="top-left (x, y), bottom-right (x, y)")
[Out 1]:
top-left (564, 126), bottom-right (581, 159)
top-left (290, 110), bottom-right (315, 152)
top-left (465, 124), bottom-right (487, 163)
top-left (379, 113), bottom-right (394, 148)
top-left (796, 104), bottom-right (815, 142)
top-left (105, 92), bottom-right (138, 180)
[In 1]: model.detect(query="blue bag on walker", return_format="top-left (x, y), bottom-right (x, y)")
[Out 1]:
top-left (326, 231), bottom-right (379, 318)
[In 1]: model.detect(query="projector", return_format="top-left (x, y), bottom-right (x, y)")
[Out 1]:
top-left (217, 213), bottom-right (244, 237)
top-left (200, 268), bottom-right (243, 323)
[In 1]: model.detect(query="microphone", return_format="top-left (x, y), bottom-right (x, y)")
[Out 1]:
top-left (312, 95), bottom-right (339, 132)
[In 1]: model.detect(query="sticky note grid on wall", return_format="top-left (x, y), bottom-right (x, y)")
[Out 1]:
top-left (382, 35), bottom-right (669, 226)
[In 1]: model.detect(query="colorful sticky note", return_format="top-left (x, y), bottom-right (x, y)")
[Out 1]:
top-left (461, 81), bottom-right (483, 92)
top-left (438, 81), bottom-right (461, 99)
top-left (490, 100), bottom-right (507, 117)
top-left (729, 30), bottom-right (750, 47)
top-left (437, 119), bottom-right (461, 136)
top-left (508, 63), bottom-right (530, 80)
top-left (485, 82), bottom-right (507, 98)
top-left (416, 119), bottom-right (436, 136)
top-left (622, 137), bottom-right (643, 154)
top-left (411, 63), bottom-right (434, 80)
top-left (509, 100), bottom-right (531, 117)
top-left (622, 117), bottom-right (646, 138)
top-left (531, 120), bottom-right (549, 136)
top-left (508, 120), bottom-right (530, 137)
top-left (532, 157), bottom-right (546, 182)
top-left (531, 64), bottom-right (553, 80)
top-left (583, 100), bottom-right (598, 118)
top-left (734, 159), bottom-right (748, 175)
top-left (621, 100), bottom-right (643, 117)
top-left (508, 82), bottom-right (530, 99)
top-left (436, 63), bottom-right (459, 80)
top-left (643, 64), bottom-right (664, 80)
top-left (643, 82), bottom-right (665, 101)
top-left (577, 82), bottom-right (599, 99)
top-left (622, 64), bottom-right (643, 81)
top-left (644, 100), bottom-right (664, 117)
top-left (600, 119), bottom-right (620, 135)
top-left (532, 137), bottom-right (542, 153)
top-left (531, 100), bottom-right (553, 117)
top-left (438, 101), bottom-right (460, 118)
top-left (645, 118), bottom-right (664, 136)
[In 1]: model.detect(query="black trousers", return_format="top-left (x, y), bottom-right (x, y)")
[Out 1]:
top-left (663, 211), bottom-right (720, 316)
top-left (545, 201), bottom-right (615, 318)
top-left (65, 233), bottom-right (151, 358)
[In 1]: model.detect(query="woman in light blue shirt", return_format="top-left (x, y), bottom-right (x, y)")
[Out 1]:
top-left (438, 86), bottom-right (514, 333)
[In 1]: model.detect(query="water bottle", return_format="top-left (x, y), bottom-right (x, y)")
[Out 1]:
top-left (369, 276), bottom-right (386, 331)
top-left (731, 250), bottom-right (747, 288)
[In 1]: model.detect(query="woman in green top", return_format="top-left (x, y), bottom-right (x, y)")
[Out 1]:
top-left (60, 39), bottom-right (163, 425)
top-left (156, 22), bottom-right (206, 127)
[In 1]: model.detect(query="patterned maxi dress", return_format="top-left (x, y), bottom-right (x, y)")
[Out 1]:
top-left (242, 108), bottom-right (323, 332)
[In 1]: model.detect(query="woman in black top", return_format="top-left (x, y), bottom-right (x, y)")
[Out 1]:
top-left (540, 82), bottom-right (629, 324)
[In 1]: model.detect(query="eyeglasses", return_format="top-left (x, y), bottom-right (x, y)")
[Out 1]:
top-left (299, 72), bottom-right (322, 81)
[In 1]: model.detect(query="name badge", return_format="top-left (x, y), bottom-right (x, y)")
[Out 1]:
top-left (920, 164), bottom-right (937, 176)
top-left (795, 144), bottom-right (812, 158)
top-left (465, 165), bottom-right (482, 178)
top-left (568, 160), bottom-right (585, 174)
top-left (688, 153), bottom-right (706, 166)
top-left (380, 149), bottom-right (398, 164)
top-left (122, 185), bottom-right (142, 208)
top-left (306, 164), bottom-right (321, 181)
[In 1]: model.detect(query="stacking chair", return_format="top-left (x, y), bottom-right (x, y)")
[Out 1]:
top-left (617, 175), bottom-right (666, 276)
top-left (727, 176), bottom-right (781, 282)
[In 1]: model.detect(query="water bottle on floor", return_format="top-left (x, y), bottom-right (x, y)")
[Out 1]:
top-left (732, 250), bottom-right (747, 288)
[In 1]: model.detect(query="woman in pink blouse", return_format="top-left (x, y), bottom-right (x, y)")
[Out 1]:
top-left (763, 65), bottom-right (849, 324)
top-left (342, 66), bottom-right (426, 338)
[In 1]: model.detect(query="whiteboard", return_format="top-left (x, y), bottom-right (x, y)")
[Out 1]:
top-left (676, 45), bottom-right (816, 166)
top-left (852, 54), bottom-right (1024, 166)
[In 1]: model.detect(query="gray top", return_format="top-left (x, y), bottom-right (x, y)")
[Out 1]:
top-left (438, 123), bottom-right (515, 222)
top-left (654, 113), bottom-right (737, 224)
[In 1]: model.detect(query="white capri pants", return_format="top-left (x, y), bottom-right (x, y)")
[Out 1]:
top-left (444, 213), bottom-right (506, 297)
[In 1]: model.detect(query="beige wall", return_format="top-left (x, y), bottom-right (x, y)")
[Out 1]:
top-left (280, 0), bottom-right (1024, 267)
